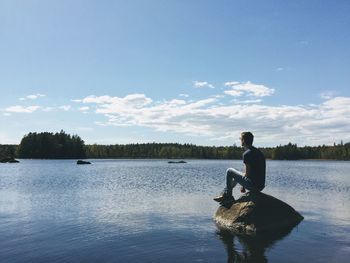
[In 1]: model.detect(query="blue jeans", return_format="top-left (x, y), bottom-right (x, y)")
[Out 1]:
top-left (224, 168), bottom-right (257, 197)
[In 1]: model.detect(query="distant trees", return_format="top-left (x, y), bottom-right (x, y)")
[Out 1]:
top-left (0, 144), bottom-right (17, 159)
top-left (0, 132), bottom-right (349, 160)
top-left (268, 142), bottom-right (350, 160)
top-left (84, 143), bottom-right (243, 159)
top-left (17, 130), bottom-right (86, 159)
top-left (84, 142), bottom-right (350, 160)
top-left (271, 143), bottom-right (302, 160)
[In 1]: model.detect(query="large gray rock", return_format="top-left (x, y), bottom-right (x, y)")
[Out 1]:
top-left (214, 191), bottom-right (303, 235)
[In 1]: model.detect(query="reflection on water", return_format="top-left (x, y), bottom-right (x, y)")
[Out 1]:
top-left (216, 224), bottom-right (298, 263)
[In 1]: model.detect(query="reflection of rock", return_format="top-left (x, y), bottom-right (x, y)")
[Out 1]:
top-left (214, 191), bottom-right (303, 235)
top-left (77, 160), bottom-right (91, 165)
top-left (216, 224), bottom-right (297, 263)
top-left (0, 157), bottom-right (19, 163)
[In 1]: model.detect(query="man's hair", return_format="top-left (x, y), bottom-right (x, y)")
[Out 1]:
top-left (241, 132), bottom-right (254, 146)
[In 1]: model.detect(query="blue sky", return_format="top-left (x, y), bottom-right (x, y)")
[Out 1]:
top-left (1, 0), bottom-right (350, 146)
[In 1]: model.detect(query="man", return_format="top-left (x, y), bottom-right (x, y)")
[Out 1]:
top-left (214, 132), bottom-right (266, 204)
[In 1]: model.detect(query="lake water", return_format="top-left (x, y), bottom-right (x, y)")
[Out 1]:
top-left (0, 159), bottom-right (349, 262)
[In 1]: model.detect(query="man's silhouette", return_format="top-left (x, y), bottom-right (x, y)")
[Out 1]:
top-left (214, 132), bottom-right (266, 204)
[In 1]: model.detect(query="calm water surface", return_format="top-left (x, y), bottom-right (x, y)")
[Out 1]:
top-left (0, 159), bottom-right (349, 262)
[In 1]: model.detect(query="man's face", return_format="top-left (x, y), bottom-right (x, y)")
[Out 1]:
top-left (240, 135), bottom-right (245, 147)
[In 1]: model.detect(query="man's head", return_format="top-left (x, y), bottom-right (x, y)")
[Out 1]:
top-left (240, 132), bottom-right (254, 147)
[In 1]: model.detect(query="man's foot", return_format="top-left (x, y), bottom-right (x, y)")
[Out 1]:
top-left (220, 196), bottom-right (235, 206)
top-left (213, 193), bottom-right (234, 203)
top-left (213, 194), bottom-right (226, 203)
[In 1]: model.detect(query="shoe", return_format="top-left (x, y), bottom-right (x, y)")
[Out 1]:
top-left (213, 193), bottom-right (234, 203)
top-left (213, 194), bottom-right (226, 203)
top-left (220, 196), bottom-right (235, 206)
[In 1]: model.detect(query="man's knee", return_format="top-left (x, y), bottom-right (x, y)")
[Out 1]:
top-left (226, 168), bottom-right (237, 180)
top-left (226, 168), bottom-right (233, 175)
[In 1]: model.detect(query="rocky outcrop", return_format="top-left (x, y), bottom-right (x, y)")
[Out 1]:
top-left (0, 157), bottom-right (19, 163)
top-left (214, 191), bottom-right (303, 235)
top-left (168, 160), bottom-right (187, 164)
top-left (77, 160), bottom-right (91, 165)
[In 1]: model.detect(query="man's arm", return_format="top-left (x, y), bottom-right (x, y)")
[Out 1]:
top-left (244, 163), bottom-right (252, 177)
top-left (241, 163), bottom-right (252, 193)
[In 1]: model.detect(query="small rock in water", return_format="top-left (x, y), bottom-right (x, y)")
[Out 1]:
top-left (0, 157), bottom-right (20, 163)
top-left (77, 160), bottom-right (91, 165)
top-left (168, 160), bottom-right (187, 164)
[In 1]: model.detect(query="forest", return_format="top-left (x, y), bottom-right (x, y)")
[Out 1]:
top-left (12, 131), bottom-right (86, 159)
top-left (84, 142), bottom-right (350, 160)
top-left (0, 132), bottom-right (349, 160)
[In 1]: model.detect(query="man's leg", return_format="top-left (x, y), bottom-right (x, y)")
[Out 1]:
top-left (226, 168), bottom-right (256, 191)
top-left (214, 168), bottom-right (256, 203)
top-left (214, 168), bottom-right (243, 203)
top-left (224, 168), bottom-right (242, 197)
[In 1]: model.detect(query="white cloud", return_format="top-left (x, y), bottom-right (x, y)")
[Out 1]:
top-left (74, 92), bottom-right (350, 146)
top-left (19, 94), bottom-right (45, 100)
top-left (59, 105), bottom-right (71, 111)
top-left (320, 91), bottom-right (336, 99)
top-left (276, 67), bottom-right (284, 72)
top-left (78, 106), bottom-right (90, 111)
top-left (232, 99), bottom-right (262, 104)
top-left (82, 94), bottom-right (152, 107)
top-left (5, 105), bottom-right (40, 113)
top-left (224, 81), bottom-right (240, 86)
top-left (193, 81), bottom-right (215, 89)
top-left (42, 107), bottom-right (54, 112)
top-left (224, 81), bottom-right (274, 97)
top-left (224, 89), bottom-right (244, 97)
top-left (179, 93), bottom-right (189, 97)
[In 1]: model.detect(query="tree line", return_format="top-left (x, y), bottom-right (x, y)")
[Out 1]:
top-left (84, 142), bottom-right (350, 160)
top-left (0, 132), bottom-right (349, 160)
top-left (85, 143), bottom-right (243, 159)
top-left (15, 130), bottom-right (85, 159)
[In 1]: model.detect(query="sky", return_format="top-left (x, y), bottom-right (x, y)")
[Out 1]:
top-left (0, 0), bottom-right (350, 147)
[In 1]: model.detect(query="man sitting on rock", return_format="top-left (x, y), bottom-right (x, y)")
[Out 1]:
top-left (214, 132), bottom-right (266, 205)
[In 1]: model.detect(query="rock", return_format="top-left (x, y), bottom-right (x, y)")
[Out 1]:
top-left (8, 159), bottom-right (20, 163)
top-left (0, 157), bottom-right (19, 163)
top-left (77, 160), bottom-right (91, 165)
top-left (214, 191), bottom-right (303, 235)
top-left (168, 160), bottom-right (187, 163)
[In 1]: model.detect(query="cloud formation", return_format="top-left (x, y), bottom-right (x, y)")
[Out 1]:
top-left (5, 105), bottom-right (41, 113)
top-left (19, 94), bottom-right (45, 101)
top-left (4, 81), bottom-right (349, 146)
top-left (224, 81), bottom-right (275, 97)
top-left (79, 106), bottom-right (90, 111)
top-left (75, 90), bottom-right (350, 145)
top-left (193, 81), bottom-right (215, 89)
top-left (3, 104), bottom-right (73, 114)
top-left (59, 105), bottom-right (71, 111)
top-left (320, 91), bottom-right (336, 99)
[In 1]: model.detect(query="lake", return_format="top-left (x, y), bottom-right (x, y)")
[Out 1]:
top-left (0, 159), bottom-right (349, 262)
